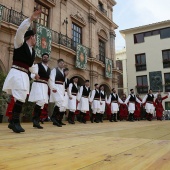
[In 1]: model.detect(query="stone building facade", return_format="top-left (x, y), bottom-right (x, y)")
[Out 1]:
top-left (0, 0), bottom-right (118, 94)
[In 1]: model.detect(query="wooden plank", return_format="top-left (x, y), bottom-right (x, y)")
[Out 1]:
top-left (0, 121), bottom-right (170, 170)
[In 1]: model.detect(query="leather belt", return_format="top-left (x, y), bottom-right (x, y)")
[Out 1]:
top-left (101, 99), bottom-right (105, 101)
top-left (147, 101), bottom-right (153, 104)
top-left (34, 79), bottom-right (48, 84)
top-left (94, 98), bottom-right (100, 101)
top-left (112, 100), bottom-right (118, 103)
top-left (82, 95), bottom-right (88, 98)
top-left (129, 101), bottom-right (135, 103)
top-left (12, 65), bottom-right (28, 74)
top-left (72, 93), bottom-right (77, 96)
top-left (55, 81), bottom-right (64, 85)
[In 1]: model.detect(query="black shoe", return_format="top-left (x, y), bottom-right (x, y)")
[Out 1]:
top-left (90, 117), bottom-right (94, 123)
top-left (8, 123), bottom-right (12, 129)
top-left (109, 119), bottom-right (113, 122)
top-left (33, 120), bottom-right (43, 129)
top-left (94, 119), bottom-right (99, 123)
top-left (51, 117), bottom-right (62, 127)
top-left (59, 121), bottom-right (66, 125)
top-left (68, 120), bottom-right (74, 124)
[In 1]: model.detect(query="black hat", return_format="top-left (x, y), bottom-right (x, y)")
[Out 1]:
top-left (64, 68), bottom-right (69, 72)
top-left (72, 76), bottom-right (78, 79)
top-left (130, 89), bottom-right (133, 91)
top-left (41, 53), bottom-right (49, 58)
top-left (24, 30), bottom-right (35, 38)
top-left (85, 80), bottom-right (89, 82)
top-left (94, 83), bottom-right (98, 86)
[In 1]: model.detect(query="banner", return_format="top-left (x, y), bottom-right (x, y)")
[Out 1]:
top-left (0, 5), bottom-right (4, 26)
top-left (76, 44), bottom-right (87, 69)
top-left (149, 71), bottom-right (163, 92)
top-left (35, 23), bottom-right (52, 58)
top-left (105, 58), bottom-right (112, 78)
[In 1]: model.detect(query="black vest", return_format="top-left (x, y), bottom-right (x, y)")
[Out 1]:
top-left (129, 94), bottom-right (136, 102)
top-left (13, 41), bottom-right (35, 67)
top-left (111, 93), bottom-right (118, 102)
top-left (147, 94), bottom-right (154, 101)
top-left (37, 63), bottom-right (51, 80)
top-left (55, 68), bottom-right (65, 82)
top-left (82, 85), bottom-right (91, 97)
top-left (71, 83), bottom-right (78, 93)
top-left (94, 90), bottom-right (100, 99)
top-left (100, 91), bottom-right (106, 99)
top-left (65, 78), bottom-right (70, 90)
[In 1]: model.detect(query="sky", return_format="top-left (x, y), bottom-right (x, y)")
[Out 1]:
top-left (113, 0), bottom-right (170, 51)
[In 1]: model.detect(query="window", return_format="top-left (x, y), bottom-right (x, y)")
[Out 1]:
top-left (162, 49), bottom-right (170, 68)
top-left (98, 1), bottom-right (107, 15)
top-left (135, 53), bottom-right (146, 71)
top-left (164, 73), bottom-right (170, 92)
top-left (134, 33), bottom-right (144, 43)
top-left (134, 27), bottom-right (170, 44)
top-left (136, 75), bottom-right (148, 94)
top-left (160, 28), bottom-right (170, 39)
top-left (116, 60), bottom-right (123, 70)
top-left (72, 23), bottom-right (82, 49)
top-left (34, 1), bottom-right (49, 27)
top-left (99, 39), bottom-right (105, 63)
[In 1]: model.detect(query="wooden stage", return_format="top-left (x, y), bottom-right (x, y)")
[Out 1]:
top-left (1, 120), bottom-right (170, 170)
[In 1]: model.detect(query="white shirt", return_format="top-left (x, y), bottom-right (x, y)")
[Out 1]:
top-left (77, 85), bottom-right (90, 101)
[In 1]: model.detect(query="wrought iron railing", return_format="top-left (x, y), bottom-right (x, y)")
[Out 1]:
top-left (96, 54), bottom-right (105, 63)
top-left (1, 5), bottom-right (91, 58)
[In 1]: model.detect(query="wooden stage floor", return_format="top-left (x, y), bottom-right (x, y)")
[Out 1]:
top-left (1, 120), bottom-right (170, 170)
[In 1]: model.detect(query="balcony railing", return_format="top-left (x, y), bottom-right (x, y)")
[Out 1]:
top-left (135, 63), bottom-right (147, 71)
top-left (98, 5), bottom-right (107, 16)
top-left (96, 54), bottom-right (105, 63)
top-left (136, 85), bottom-right (148, 94)
top-left (1, 5), bottom-right (91, 57)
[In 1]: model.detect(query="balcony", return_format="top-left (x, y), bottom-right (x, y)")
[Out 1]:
top-left (96, 54), bottom-right (105, 64)
top-left (135, 63), bottom-right (146, 71)
top-left (98, 5), bottom-right (107, 16)
top-left (0, 5), bottom-right (91, 58)
top-left (136, 85), bottom-right (148, 94)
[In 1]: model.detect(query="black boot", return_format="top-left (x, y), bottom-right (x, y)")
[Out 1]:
top-left (8, 119), bottom-right (13, 129)
top-left (109, 114), bottom-right (114, 122)
top-left (59, 112), bottom-right (66, 125)
top-left (32, 105), bottom-right (43, 129)
top-left (100, 114), bottom-right (103, 123)
top-left (95, 113), bottom-right (99, 123)
top-left (51, 106), bottom-right (62, 127)
top-left (129, 113), bottom-right (134, 122)
top-left (11, 100), bottom-right (25, 133)
top-left (90, 114), bottom-right (94, 123)
top-left (68, 111), bottom-right (74, 124)
top-left (113, 113), bottom-right (118, 122)
top-left (82, 113), bottom-right (87, 124)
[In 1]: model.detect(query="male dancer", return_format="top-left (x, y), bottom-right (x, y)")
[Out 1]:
top-left (68, 76), bottom-right (79, 124)
top-left (59, 68), bottom-right (70, 125)
top-left (28, 53), bottom-right (51, 129)
top-left (107, 88), bottom-right (123, 122)
top-left (77, 80), bottom-right (91, 123)
top-left (49, 59), bottom-right (65, 127)
top-left (90, 84), bottom-right (101, 123)
top-left (125, 89), bottom-right (142, 121)
top-left (142, 89), bottom-right (158, 121)
top-left (3, 10), bottom-right (41, 133)
top-left (99, 85), bottom-right (106, 122)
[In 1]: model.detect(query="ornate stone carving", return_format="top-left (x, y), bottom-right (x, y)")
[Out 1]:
top-left (88, 13), bottom-right (97, 25)
top-left (70, 11), bottom-right (86, 26)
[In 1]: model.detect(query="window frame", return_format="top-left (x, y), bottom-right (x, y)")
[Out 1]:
top-left (135, 53), bottom-right (147, 71)
top-left (98, 39), bottom-right (106, 63)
